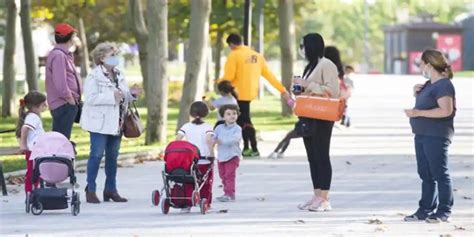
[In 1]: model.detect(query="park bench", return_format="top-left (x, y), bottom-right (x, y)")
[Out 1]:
top-left (0, 147), bottom-right (20, 196)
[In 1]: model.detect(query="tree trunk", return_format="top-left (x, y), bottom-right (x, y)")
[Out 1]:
top-left (128, 0), bottom-right (149, 99)
top-left (176, 0), bottom-right (211, 131)
top-left (2, 0), bottom-right (17, 117)
top-left (255, 0), bottom-right (264, 98)
top-left (255, 0), bottom-right (264, 53)
top-left (214, 28), bottom-right (223, 81)
top-left (145, 0), bottom-right (168, 144)
top-left (278, 0), bottom-right (295, 116)
top-left (19, 0), bottom-right (37, 91)
top-left (78, 17), bottom-right (90, 79)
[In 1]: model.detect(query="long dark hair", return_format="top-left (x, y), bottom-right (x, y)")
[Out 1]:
top-left (324, 46), bottom-right (344, 79)
top-left (217, 80), bottom-right (238, 100)
top-left (301, 33), bottom-right (325, 79)
top-left (16, 91), bottom-right (46, 138)
top-left (189, 101), bottom-right (209, 125)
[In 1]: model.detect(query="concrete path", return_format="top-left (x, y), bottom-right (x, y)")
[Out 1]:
top-left (1, 75), bottom-right (473, 237)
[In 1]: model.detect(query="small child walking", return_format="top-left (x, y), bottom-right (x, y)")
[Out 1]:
top-left (204, 80), bottom-right (238, 128)
top-left (16, 91), bottom-right (47, 194)
top-left (214, 104), bottom-right (242, 202)
top-left (176, 101), bottom-right (215, 211)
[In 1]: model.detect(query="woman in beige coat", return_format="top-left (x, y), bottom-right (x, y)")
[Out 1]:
top-left (293, 33), bottom-right (340, 212)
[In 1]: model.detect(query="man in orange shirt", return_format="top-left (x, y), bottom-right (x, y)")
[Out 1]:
top-left (219, 34), bottom-right (290, 157)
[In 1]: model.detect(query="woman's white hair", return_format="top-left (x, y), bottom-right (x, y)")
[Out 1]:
top-left (92, 42), bottom-right (118, 65)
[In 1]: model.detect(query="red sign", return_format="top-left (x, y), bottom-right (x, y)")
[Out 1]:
top-left (436, 34), bottom-right (463, 71)
top-left (409, 51), bottom-right (423, 74)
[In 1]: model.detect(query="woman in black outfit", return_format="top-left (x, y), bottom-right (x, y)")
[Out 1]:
top-left (293, 33), bottom-right (340, 212)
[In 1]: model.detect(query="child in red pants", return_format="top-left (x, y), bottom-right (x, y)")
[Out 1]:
top-left (16, 91), bottom-right (47, 194)
top-left (214, 104), bottom-right (242, 202)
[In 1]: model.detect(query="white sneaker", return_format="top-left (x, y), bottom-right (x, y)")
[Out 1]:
top-left (268, 152), bottom-right (278, 159)
top-left (309, 200), bottom-right (332, 212)
top-left (216, 195), bottom-right (235, 202)
top-left (277, 152), bottom-right (285, 159)
top-left (297, 196), bottom-right (323, 210)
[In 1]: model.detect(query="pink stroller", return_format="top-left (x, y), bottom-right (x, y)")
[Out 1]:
top-left (26, 132), bottom-right (80, 216)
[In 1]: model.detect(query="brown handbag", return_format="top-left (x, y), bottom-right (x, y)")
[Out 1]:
top-left (123, 102), bottom-right (144, 138)
top-left (293, 95), bottom-right (345, 122)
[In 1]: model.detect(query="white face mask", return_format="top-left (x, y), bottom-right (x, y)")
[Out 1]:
top-left (422, 64), bottom-right (431, 79)
top-left (69, 45), bottom-right (76, 53)
top-left (104, 56), bottom-right (120, 67)
top-left (298, 45), bottom-right (306, 59)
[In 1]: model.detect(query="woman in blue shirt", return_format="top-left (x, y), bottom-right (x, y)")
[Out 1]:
top-left (404, 49), bottom-right (456, 223)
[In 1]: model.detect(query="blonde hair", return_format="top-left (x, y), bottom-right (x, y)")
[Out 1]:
top-left (92, 42), bottom-right (118, 65)
top-left (421, 49), bottom-right (453, 79)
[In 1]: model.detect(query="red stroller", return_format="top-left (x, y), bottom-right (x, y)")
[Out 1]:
top-left (152, 140), bottom-right (213, 214)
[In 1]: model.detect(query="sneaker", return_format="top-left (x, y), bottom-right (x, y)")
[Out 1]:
top-left (268, 152), bottom-right (278, 159)
top-left (216, 195), bottom-right (235, 202)
top-left (309, 200), bottom-right (332, 212)
top-left (404, 211), bottom-right (432, 222)
top-left (250, 151), bottom-right (260, 157)
top-left (426, 213), bottom-right (450, 223)
top-left (277, 152), bottom-right (284, 159)
top-left (242, 149), bottom-right (253, 157)
top-left (297, 196), bottom-right (323, 210)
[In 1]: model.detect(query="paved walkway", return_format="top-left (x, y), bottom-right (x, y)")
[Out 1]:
top-left (1, 75), bottom-right (473, 236)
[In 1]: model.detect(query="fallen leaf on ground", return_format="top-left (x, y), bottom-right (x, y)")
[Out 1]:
top-left (294, 220), bottom-right (305, 224)
top-left (218, 209), bottom-right (228, 213)
top-left (368, 219), bottom-right (383, 225)
top-left (453, 188), bottom-right (458, 192)
top-left (218, 184), bottom-right (223, 188)
top-left (465, 176), bottom-right (469, 179)
top-left (462, 196), bottom-right (472, 200)
top-left (454, 225), bottom-right (466, 231)
top-left (256, 197), bottom-right (266, 201)
top-left (396, 213), bottom-right (406, 216)
top-left (346, 161), bottom-right (352, 165)
top-left (9, 189), bottom-right (19, 194)
top-left (439, 234), bottom-right (453, 237)
top-left (2, 200), bottom-right (8, 202)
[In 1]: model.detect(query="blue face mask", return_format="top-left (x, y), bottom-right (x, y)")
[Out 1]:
top-left (104, 56), bottom-right (120, 67)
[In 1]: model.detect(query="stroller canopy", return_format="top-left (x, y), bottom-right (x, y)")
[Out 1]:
top-left (30, 132), bottom-right (75, 160)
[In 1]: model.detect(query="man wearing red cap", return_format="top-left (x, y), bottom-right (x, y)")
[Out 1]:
top-left (45, 23), bottom-right (82, 139)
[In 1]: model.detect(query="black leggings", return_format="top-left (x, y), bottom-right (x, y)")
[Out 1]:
top-left (274, 129), bottom-right (301, 153)
top-left (237, 101), bottom-right (258, 151)
top-left (302, 119), bottom-right (334, 190)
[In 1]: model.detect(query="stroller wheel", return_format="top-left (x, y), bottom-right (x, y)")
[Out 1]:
top-left (200, 198), bottom-right (208, 215)
top-left (31, 202), bottom-right (43, 216)
top-left (192, 191), bottom-right (200, 206)
top-left (152, 190), bottom-right (160, 206)
top-left (161, 198), bottom-right (170, 215)
top-left (71, 192), bottom-right (80, 216)
top-left (25, 193), bottom-right (31, 213)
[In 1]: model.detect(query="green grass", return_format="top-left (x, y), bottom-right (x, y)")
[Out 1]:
top-left (456, 71), bottom-right (474, 77)
top-left (0, 95), bottom-right (296, 173)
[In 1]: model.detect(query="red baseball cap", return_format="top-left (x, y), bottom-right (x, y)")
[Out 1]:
top-left (54, 23), bottom-right (76, 37)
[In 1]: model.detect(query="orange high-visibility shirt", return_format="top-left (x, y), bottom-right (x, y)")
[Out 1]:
top-left (218, 45), bottom-right (286, 101)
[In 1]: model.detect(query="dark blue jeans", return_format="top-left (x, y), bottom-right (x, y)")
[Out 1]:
top-left (414, 134), bottom-right (453, 217)
top-left (51, 103), bottom-right (78, 139)
top-left (86, 132), bottom-right (122, 193)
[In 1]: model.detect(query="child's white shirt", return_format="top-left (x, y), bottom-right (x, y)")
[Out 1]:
top-left (177, 122), bottom-right (214, 158)
top-left (24, 113), bottom-right (45, 149)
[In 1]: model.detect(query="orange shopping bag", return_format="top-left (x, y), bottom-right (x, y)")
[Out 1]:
top-left (293, 95), bottom-right (345, 121)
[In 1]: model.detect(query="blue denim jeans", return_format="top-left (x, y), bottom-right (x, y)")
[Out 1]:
top-left (86, 132), bottom-right (122, 193)
top-left (51, 103), bottom-right (78, 139)
top-left (414, 134), bottom-right (453, 217)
